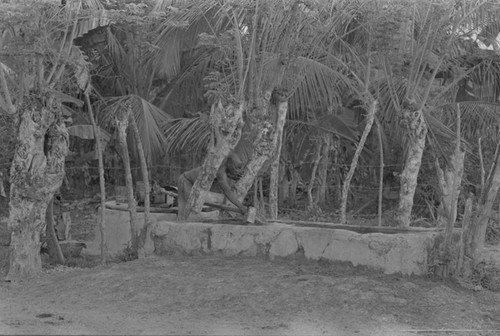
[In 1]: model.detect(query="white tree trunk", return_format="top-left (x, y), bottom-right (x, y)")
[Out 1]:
top-left (396, 108), bottom-right (428, 228)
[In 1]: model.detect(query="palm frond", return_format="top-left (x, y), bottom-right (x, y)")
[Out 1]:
top-left (97, 94), bottom-right (171, 161)
top-left (162, 114), bottom-right (211, 154)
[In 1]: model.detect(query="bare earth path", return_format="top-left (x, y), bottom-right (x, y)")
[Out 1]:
top-left (1, 255), bottom-right (500, 336)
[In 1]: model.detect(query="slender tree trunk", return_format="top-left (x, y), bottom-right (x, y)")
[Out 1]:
top-left (396, 107), bottom-right (428, 227)
top-left (340, 100), bottom-right (378, 224)
top-left (179, 101), bottom-right (244, 219)
top-left (307, 139), bottom-right (322, 209)
top-left (435, 151), bottom-right (465, 227)
top-left (458, 195), bottom-right (474, 276)
top-left (376, 119), bottom-right (384, 227)
top-left (331, 141), bottom-right (342, 207)
top-left (7, 96), bottom-right (68, 280)
top-left (470, 149), bottom-right (500, 260)
top-left (85, 92), bottom-right (107, 264)
top-left (115, 107), bottom-right (138, 255)
top-left (436, 105), bottom-right (464, 229)
top-left (129, 115), bottom-right (153, 258)
top-left (268, 100), bottom-right (288, 220)
top-left (316, 134), bottom-right (331, 207)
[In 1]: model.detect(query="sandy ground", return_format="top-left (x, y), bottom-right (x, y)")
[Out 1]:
top-left (1, 255), bottom-right (500, 336)
top-left (1, 197), bottom-right (500, 335)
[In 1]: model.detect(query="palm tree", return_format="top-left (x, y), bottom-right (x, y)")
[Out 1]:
top-left (86, 23), bottom-right (173, 257)
top-left (154, 0), bottom-right (366, 220)
top-left (341, 0), bottom-right (500, 227)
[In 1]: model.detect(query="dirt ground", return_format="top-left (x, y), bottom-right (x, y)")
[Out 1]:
top-left (1, 198), bottom-right (500, 335)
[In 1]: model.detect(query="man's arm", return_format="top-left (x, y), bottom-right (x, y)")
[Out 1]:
top-left (216, 164), bottom-right (247, 215)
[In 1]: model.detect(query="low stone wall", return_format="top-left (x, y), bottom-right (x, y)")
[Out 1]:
top-left (85, 202), bottom-right (218, 256)
top-left (152, 221), bottom-right (440, 275)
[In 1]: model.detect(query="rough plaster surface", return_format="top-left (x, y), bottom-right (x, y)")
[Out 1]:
top-left (152, 221), bottom-right (439, 275)
top-left (85, 204), bottom-right (218, 256)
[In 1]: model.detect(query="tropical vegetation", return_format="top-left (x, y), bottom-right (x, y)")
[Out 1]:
top-left (1, 0), bottom-right (500, 281)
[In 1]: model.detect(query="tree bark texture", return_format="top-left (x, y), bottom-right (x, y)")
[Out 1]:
top-left (268, 99), bottom-right (288, 220)
top-left (85, 92), bottom-right (107, 264)
top-left (470, 149), bottom-right (500, 260)
top-left (129, 115), bottom-right (153, 258)
top-left (376, 119), bottom-right (384, 227)
top-left (7, 96), bottom-right (68, 280)
top-left (179, 101), bottom-right (244, 220)
top-left (435, 151), bottom-right (465, 228)
top-left (340, 99), bottom-right (378, 224)
top-left (396, 107), bottom-right (428, 227)
top-left (45, 197), bottom-right (65, 263)
top-left (115, 107), bottom-right (138, 255)
top-left (307, 139), bottom-right (322, 210)
top-left (235, 94), bottom-right (288, 205)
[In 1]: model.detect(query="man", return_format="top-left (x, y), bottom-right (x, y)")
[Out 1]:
top-left (177, 152), bottom-right (247, 218)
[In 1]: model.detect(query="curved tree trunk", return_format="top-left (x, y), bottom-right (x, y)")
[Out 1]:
top-left (235, 96), bottom-right (288, 204)
top-left (129, 115), bottom-right (153, 258)
top-left (396, 107), bottom-right (428, 227)
top-left (116, 107), bottom-right (138, 255)
top-left (7, 96), bottom-right (68, 280)
top-left (179, 101), bottom-right (244, 220)
top-left (340, 99), bottom-right (378, 224)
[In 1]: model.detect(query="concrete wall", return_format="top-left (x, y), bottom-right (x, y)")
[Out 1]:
top-left (152, 221), bottom-right (440, 275)
top-left (85, 203), bottom-right (218, 256)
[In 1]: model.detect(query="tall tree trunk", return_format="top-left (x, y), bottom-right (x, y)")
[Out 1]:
top-left (179, 101), bottom-right (244, 219)
top-left (396, 106), bottom-right (428, 227)
top-left (316, 134), bottom-right (331, 207)
top-left (85, 92), bottom-right (107, 264)
top-left (436, 105), bottom-right (464, 229)
top-left (7, 95), bottom-right (68, 280)
top-left (376, 118), bottom-right (384, 227)
top-left (268, 99), bottom-right (288, 220)
top-left (129, 115), bottom-right (153, 258)
top-left (307, 139), bottom-right (322, 210)
top-left (115, 107), bottom-right (138, 255)
top-left (435, 151), bottom-right (465, 227)
top-left (340, 100), bottom-right (378, 224)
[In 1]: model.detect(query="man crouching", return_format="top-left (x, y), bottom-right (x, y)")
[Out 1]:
top-left (177, 152), bottom-right (247, 219)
